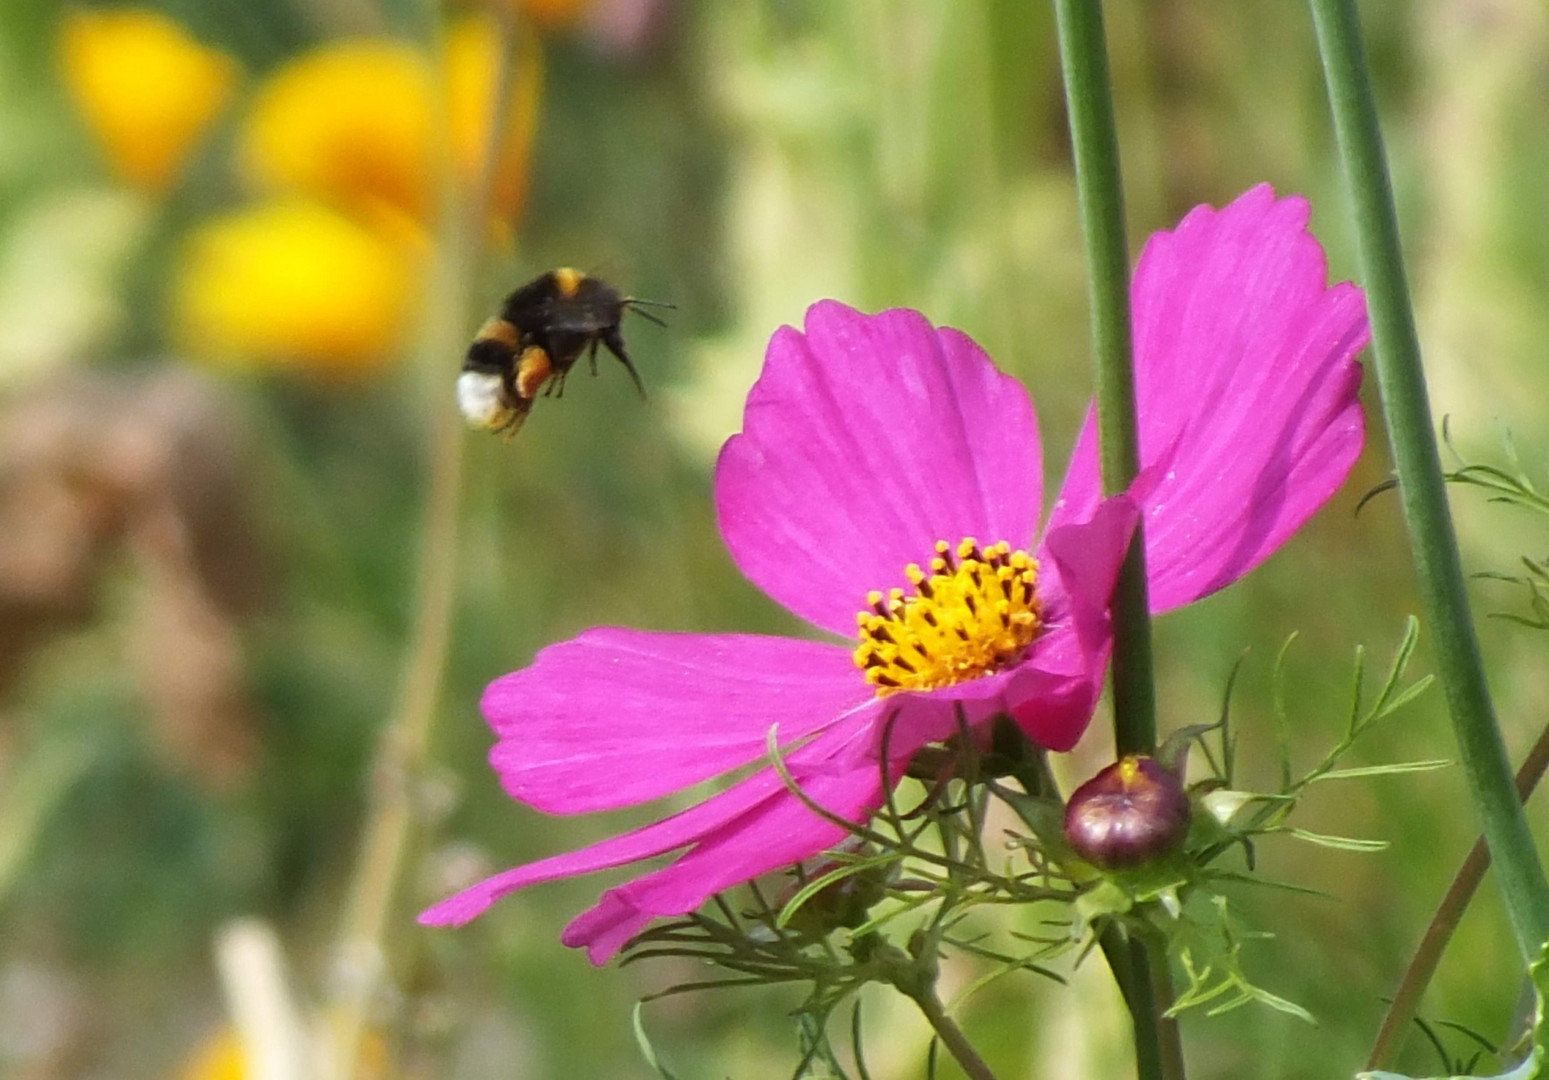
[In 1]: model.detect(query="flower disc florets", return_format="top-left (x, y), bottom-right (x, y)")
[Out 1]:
top-left (853, 538), bottom-right (1042, 694)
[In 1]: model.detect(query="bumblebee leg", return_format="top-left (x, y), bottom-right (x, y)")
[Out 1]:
top-left (496, 398), bottom-right (532, 442)
top-left (587, 338), bottom-right (600, 377)
top-left (499, 405), bottom-right (531, 443)
top-left (499, 367), bottom-right (521, 407)
top-left (602, 327), bottom-right (647, 398)
top-left (515, 345), bottom-right (552, 399)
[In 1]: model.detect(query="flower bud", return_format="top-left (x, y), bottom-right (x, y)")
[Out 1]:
top-left (1063, 755), bottom-right (1191, 870)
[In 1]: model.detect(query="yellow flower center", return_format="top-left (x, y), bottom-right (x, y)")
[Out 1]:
top-left (853, 538), bottom-right (1042, 695)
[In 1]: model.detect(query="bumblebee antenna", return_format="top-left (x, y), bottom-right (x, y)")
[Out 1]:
top-left (627, 307), bottom-right (670, 329)
top-left (622, 296), bottom-right (673, 329)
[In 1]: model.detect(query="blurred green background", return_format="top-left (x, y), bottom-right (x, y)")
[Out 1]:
top-left (1, 0), bottom-right (1546, 1077)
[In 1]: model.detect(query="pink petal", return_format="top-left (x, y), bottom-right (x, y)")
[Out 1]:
top-left (559, 893), bottom-right (649, 965)
top-left (1050, 185), bottom-right (1367, 612)
top-left (717, 301), bottom-right (1044, 637)
top-left (561, 765), bottom-right (886, 964)
top-left (421, 706), bottom-right (887, 928)
top-left (427, 498), bottom-right (1138, 941)
top-left (483, 628), bottom-right (869, 814)
top-left (1006, 666), bottom-right (1104, 754)
top-left (1010, 494), bottom-right (1138, 750)
top-left (1038, 493), bottom-right (1140, 663)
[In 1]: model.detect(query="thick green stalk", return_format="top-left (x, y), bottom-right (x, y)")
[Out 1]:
top-left (1309, 0), bottom-right (1549, 962)
top-left (1051, 0), bottom-right (1157, 759)
top-left (1051, 5), bottom-right (1178, 1080)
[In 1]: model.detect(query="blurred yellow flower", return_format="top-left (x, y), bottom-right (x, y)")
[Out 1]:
top-left (171, 201), bottom-right (421, 375)
top-left (177, 1026), bottom-right (392, 1080)
top-left (242, 41), bottom-right (433, 231)
top-left (177, 1029), bottom-right (245, 1080)
top-left (59, 8), bottom-right (238, 193)
top-left (242, 18), bottom-right (541, 237)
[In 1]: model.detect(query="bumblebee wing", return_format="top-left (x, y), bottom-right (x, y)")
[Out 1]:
top-left (544, 277), bottom-right (625, 333)
top-left (499, 274), bottom-right (560, 333)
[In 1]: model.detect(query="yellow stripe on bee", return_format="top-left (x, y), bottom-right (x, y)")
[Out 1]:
top-left (553, 266), bottom-right (583, 298)
top-left (475, 316), bottom-right (521, 349)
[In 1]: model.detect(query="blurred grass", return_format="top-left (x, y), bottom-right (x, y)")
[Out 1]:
top-left (0, 0), bottom-right (1546, 1077)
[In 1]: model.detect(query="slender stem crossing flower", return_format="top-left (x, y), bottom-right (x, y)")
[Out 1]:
top-left (422, 185), bottom-right (1370, 963)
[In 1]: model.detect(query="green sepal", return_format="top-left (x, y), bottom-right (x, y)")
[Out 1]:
top-left (1073, 858), bottom-right (1190, 929)
top-left (1359, 940), bottom-right (1548, 1080)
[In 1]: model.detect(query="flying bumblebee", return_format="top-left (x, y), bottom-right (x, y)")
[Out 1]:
top-left (457, 268), bottom-right (670, 437)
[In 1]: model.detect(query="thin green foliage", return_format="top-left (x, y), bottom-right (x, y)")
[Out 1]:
top-left (1185, 617), bottom-right (1435, 863)
top-left (1443, 426), bottom-right (1549, 631)
top-left (621, 617), bottom-right (1439, 1064)
top-left (1167, 899), bottom-right (1316, 1026)
top-left (1364, 426), bottom-right (1549, 629)
top-left (1272, 633), bottom-right (1299, 792)
top-left (1360, 422), bottom-right (1549, 519)
top-left (850, 1002), bottom-right (874, 1080)
top-left (1158, 620), bottom-right (1436, 1021)
top-left (1311, 761), bottom-right (1452, 782)
top-left (632, 1002), bottom-right (685, 1080)
top-left (1360, 941), bottom-right (1548, 1080)
top-left (622, 722), bottom-right (1075, 1077)
top-left (1401, 1016), bottom-right (1500, 1079)
top-left (1285, 828), bottom-right (1390, 853)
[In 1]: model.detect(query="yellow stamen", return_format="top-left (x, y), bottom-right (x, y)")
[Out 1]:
top-left (853, 538), bottom-right (1042, 694)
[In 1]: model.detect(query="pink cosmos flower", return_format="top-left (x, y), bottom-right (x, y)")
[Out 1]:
top-left (421, 185), bottom-right (1369, 963)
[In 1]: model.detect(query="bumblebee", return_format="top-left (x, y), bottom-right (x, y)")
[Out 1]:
top-left (457, 268), bottom-right (669, 436)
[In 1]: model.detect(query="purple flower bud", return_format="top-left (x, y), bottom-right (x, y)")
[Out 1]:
top-left (1063, 755), bottom-right (1191, 870)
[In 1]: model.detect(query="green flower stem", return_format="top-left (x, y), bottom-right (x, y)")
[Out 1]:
top-left (1309, 0), bottom-right (1549, 963)
top-left (1051, 0), bottom-right (1158, 762)
top-left (328, 12), bottom-right (533, 1077)
top-left (1367, 718), bottom-right (1549, 1072)
top-left (902, 982), bottom-right (1001, 1080)
top-left (1092, 929), bottom-right (1183, 1080)
top-left (1051, 5), bottom-right (1178, 1080)
top-left (1144, 935), bottom-right (1186, 1080)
